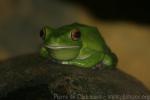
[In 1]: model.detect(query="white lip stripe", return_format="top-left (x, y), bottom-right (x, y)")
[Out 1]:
top-left (76, 55), bottom-right (90, 60)
top-left (45, 45), bottom-right (80, 49)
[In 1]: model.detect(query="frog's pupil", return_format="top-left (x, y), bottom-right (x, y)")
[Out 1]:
top-left (40, 29), bottom-right (44, 39)
top-left (74, 31), bottom-right (81, 38)
top-left (71, 29), bottom-right (81, 40)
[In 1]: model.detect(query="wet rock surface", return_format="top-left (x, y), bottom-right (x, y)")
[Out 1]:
top-left (0, 53), bottom-right (149, 100)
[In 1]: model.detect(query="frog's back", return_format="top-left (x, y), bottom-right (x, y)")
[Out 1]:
top-left (75, 23), bottom-right (108, 52)
top-left (58, 23), bottom-right (108, 52)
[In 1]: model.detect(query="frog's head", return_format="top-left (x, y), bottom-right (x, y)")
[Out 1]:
top-left (40, 24), bottom-right (82, 61)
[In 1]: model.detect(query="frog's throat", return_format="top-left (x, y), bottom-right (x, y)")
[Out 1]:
top-left (45, 45), bottom-right (80, 49)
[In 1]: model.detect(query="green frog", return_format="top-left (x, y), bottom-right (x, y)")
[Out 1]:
top-left (40, 23), bottom-right (117, 68)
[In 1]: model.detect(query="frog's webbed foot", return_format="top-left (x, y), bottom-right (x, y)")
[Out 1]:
top-left (92, 62), bottom-right (106, 71)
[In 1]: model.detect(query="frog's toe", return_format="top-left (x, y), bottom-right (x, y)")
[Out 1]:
top-left (92, 63), bottom-right (105, 70)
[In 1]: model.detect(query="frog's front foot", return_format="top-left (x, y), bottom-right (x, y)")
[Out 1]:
top-left (61, 61), bottom-right (69, 65)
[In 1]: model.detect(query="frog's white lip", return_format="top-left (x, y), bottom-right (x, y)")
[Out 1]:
top-left (45, 45), bottom-right (80, 49)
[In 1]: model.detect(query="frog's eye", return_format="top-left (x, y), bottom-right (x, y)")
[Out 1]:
top-left (40, 29), bottom-right (45, 40)
top-left (70, 29), bottom-right (81, 41)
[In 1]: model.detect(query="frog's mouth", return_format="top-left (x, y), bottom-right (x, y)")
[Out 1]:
top-left (45, 45), bottom-right (80, 49)
top-left (45, 45), bottom-right (81, 61)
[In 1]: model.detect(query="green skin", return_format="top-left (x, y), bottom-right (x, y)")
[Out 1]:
top-left (40, 23), bottom-right (117, 68)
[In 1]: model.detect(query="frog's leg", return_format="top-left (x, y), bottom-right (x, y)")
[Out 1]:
top-left (40, 47), bottom-right (49, 58)
top-left (102, 53), bottom-right (118, 69)
top-left (63, 48), bottom-right (105, 68)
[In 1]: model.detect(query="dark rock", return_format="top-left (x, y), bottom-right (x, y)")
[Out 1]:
top-left (0, 53), bottom-right (149, 100)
